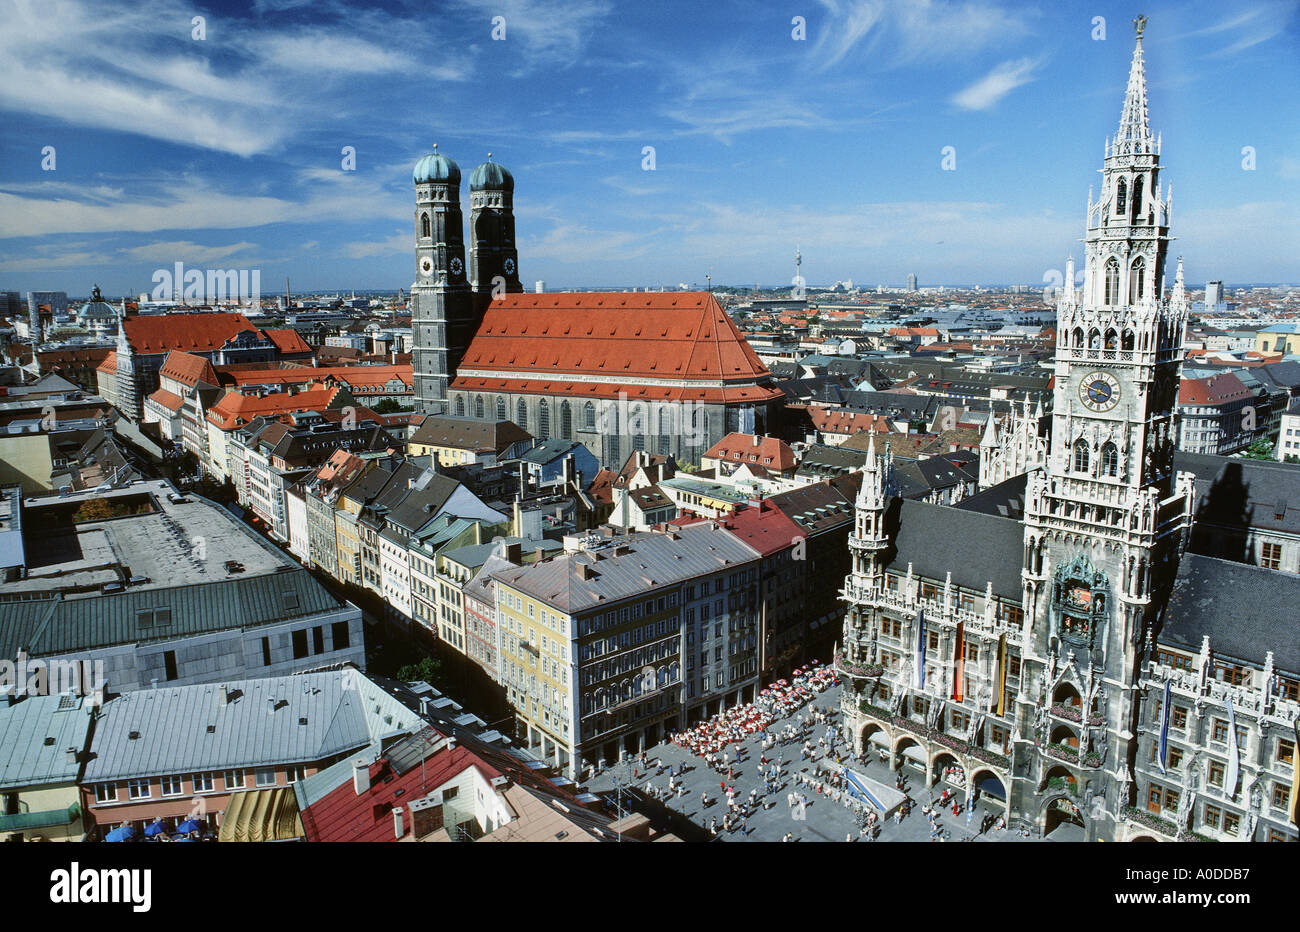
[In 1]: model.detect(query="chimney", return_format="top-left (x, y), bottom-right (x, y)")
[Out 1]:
top-left (409, 797), bottom-right (444, 838)
top-left (353, 759), bottom-right (371, 796)
top-left (65, 747), bottom-right (78, 765)
top-left (505, 542), bottom-right (522, 564)
top-left (393, 806), bottom-right (405, 839)
top-left (534, 547), bottom-right (544, 564)
top-left (267, 697), bottom-right (276, 716)
top-left (753, 434), bottom-right (760, 446)
top-left (419, 697), bottom-right (430, 717)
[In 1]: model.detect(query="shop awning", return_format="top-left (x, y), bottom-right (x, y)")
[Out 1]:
top-left (0, 801), bottom-right (80, 832)
top-left (218, 789), bottom-right (304, 843)
top-left (901, 744), bottom-right (926, 763)
top-left (868, 731), bottom-right (890, 748)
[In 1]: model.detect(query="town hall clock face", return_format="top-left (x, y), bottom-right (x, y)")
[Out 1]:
top-left (1079, 371), bottom-right (1121, 413)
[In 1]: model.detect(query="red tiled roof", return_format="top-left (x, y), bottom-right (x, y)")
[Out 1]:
top-left (262, 328), bottom-right (313, 355)
top-left (96, 350), bottom-right (118, 374)
top-left (451, 376), bottom-right (779, 405)
top-left (222, 364), bottom-right (412, 391)
top-left (703, 433), bottom-right (796, 471)
top-left (1179, 373), bottom-right (1254, 406)
top-left (673, 500), bottom-right (802, 557)
top-left (205, 385), bottom-right (343, 430)
top-left (160, 351), bottom-right (219, 388)
top-left (122, 312), bottom-right (258, 354)
top-left (809, 409), bottom-right (892, 435)
top-left (145, 388), bottom-right (184, 413)
top-left (451, 292), bottom-right (776, 393)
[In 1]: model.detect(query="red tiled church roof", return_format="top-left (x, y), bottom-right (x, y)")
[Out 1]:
top-left (122, 312), bottom-right (259, 354)
top-left (262, 328), bottom-right (313, 355)
top-left (451, 292), bottom-right (778, 402)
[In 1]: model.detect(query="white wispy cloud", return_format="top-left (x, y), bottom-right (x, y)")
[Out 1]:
top-left (451, 0), bottom-right (612, 66)
top-left (951, 57), bottom-right (1041, 110)
top-left (812, 0), bottom-right (1034, 70)
top-left (344, 232), bottom-right (410, 259)
top-left (120, 241), bottom-right (260, 263)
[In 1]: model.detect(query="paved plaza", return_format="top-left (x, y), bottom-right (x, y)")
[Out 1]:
top-left (587, 683), bottom-right (1040, 842)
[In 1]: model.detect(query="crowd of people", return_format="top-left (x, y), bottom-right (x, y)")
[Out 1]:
top-left (669, 662), bottom-right (839, 758)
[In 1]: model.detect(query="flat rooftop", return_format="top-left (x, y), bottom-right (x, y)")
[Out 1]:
top-left (12, 479), bottom-right (287, 598)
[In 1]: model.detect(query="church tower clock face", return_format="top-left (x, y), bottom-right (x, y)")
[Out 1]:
top-left (1079, 371), bottom-right (1121, 413)
top-left (419, 256), bottom-right (433, 276)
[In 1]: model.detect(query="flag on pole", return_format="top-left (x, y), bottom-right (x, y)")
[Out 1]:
top-left (1290, 717), bottom-right (1299, 826)
top-left (953, 619), bottom-right (965, 701)
top-left (1156, 678), bottom-right (1170, 775)
top-left (994, 633), bottom-right (1008, 717)
top-left (914, 609), bottom-right (926, 690)
top-left (1225, 696), bottom-right (1240, 799)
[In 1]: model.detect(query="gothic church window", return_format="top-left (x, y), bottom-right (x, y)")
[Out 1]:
top-left (1115, 177), bottom-right (1127, 214)
top-left (583, 401), bottom-right (595, 430)
top-left (496, 397), bottom-right (506, 420)
top-left (1074, 439), bottom-right (1090, 473)
top-left (475, 395), bottom-right (484, 419)
top-left (1130, 176), bottom-right (1143, 223)
top-left (516, 398), bottom-right (528, 430)
top-left (1101, 442), bottom-right (1119, 477)
top-left (455, 396), bottom-right (465, 416)
top-left (561, 401), bottom-right (572, 438)
top-left (1104, 257), bottom-right (1120, 306)
top-left (1130, 256), bottom-right (1145, 303)
top-left (421, 213), bottom-right (431, 239)
top-left (538, 399), bottom-right (550, 439)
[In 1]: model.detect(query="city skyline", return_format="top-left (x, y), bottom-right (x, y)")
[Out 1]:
top-left (1, 0), bottom-right (1297, 294)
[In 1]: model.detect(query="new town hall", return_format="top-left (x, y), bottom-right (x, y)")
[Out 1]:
top-left (838, 23), bottom-right (1300, 842)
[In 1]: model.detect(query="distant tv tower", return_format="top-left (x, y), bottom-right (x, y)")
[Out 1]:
top-left (792, 242), bottom-right (804, 297)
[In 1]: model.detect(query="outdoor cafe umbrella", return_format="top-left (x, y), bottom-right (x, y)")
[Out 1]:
top-left (105, 826), bottom-right (135, 842)
top-left (176, 818), bottom-right (204, 834)
top-left (143, 819), bottom-right (169, 837)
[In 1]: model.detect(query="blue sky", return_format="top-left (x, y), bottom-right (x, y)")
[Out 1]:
top-left (1, 0), bottom-right (1297, 296)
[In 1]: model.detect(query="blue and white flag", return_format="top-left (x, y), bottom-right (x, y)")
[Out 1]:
top-left (914, 609), bottom-right (927, 690)
top-left (1225, 696), bottom-right (1240, 799)
top-left (1156, 679), bottom-right (1170, 775)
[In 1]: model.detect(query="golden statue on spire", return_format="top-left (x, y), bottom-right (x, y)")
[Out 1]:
top-left (1134, 14), bottom-right (1147, 37)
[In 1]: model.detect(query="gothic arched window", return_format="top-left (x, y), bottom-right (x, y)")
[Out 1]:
top-left (1072, 327), bottom-right (1084, 348)
top-left (1129, 256), bottom-right (1145, 304)
top-left (1130, 176), bottom-right (1144, 223)
top-left (583, 401), bottom-right (595, 430)
top-left (1088, 328), bottom-right (1101, 349)
top-left (474, 395), bottom-right (484, 419)
top-left (538, 399), bottom-right (550, 439)
top-left (1104, 328), bottom-right (1118, 350)
top-left (1121, 329), bottom-right (1135, 351)
top-left (454, 395), bottom-right (465, 417)
top-left (496, 396), bottom-right (506, 420)
top-left (421, 213), bottom-right (430, 239)
top-left (1101, 442), bottom-right (1119, 477)
top-left (1104, 257), bottom-right (1120, 306)
top-left (1073, 439), bottom-right (1090, 473)
top-left (560, 401), bottom-right (572, 439)
top-left (1115, 177), bottom-right (1127, 215)
top-left (515, 398), bottom-right (528, 431)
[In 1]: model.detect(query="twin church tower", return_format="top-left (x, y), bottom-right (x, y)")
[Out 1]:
top-left (410, 148), bottom-right (522, 413)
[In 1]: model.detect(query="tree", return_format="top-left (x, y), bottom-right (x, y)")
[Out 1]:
top-left (396, 656), bottom-right (444, 686)
top-left (371, 398), bottom-right (410, 414)
top-left (73, 498), bottom-right (118, 522)
top-left (1241, 438), bottom-right (1275, 461)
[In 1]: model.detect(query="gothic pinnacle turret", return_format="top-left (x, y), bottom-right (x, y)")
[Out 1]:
top-left (1115, 15), bottom-right (1154, 156)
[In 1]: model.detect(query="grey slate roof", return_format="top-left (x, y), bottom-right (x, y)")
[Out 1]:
top-left (82, 670), bottom-right (420, 781)
top-left (0, 567), bottom-right (345, 658)
top-left (956, 474), bottom-right (1028, 519)
top-left (0, 694), bottom-right (91, 790)
top-left (882, 497), bottom-right (1024, 600)
top-left (492, 524), bottom-right (759, 615)
top-left (1160, 552), bottom-right (1300, 675)
top-left (516, 438), bottom-right (584, 465)
top-left (1173, 451), bottom-right (1300, 539)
